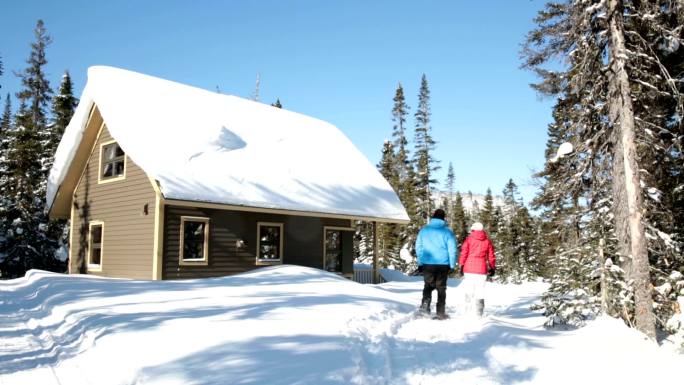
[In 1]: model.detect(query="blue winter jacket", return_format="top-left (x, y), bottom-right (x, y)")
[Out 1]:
top-left (416, 218), bottom-right (458, 268)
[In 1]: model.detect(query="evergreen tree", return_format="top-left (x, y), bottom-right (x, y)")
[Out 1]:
top-left (0, 95), bottom-right (11, 221)
top-left (444, 162), bottom-right (455, 224)
top-left (481, 187), bottom-right (494, 231)
top-left (46, 71), bottom-right (77, 268)
top-left (451, 191), bottom-right (469, 243)
top-left (467, 191), bottom-right (480, 221)
top-left (0, 20), bottom-right (63, 278)
top-left (494, 179), bottom-right (539, 283)
top-left (378, 140), bottom-right (399, 193)
top-left (412, 74), bottom-right (439, 224)
top-left (48, 71), bottom-right (77, 161)
top-left (376, 140), bottom-right (401, 269)
top-left (0, 95), bottom-right (9, 139)
top-left (0, 53), bottom-right (4, 91)
top-left (354, 221), bottom-right (374, 265)
top-left (390, 82), bottom-right (419, 269)
top-left (522, 1), bottom-right (684, 338)
top-left (392, 83), bottom-right (410, 180)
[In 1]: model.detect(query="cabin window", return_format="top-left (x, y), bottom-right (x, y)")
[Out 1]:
top-left (88, 222), bottom-right (104, 271)
top-left (99, 141), bottom-right (126, 182)
top-left (256, 222), bottom-right (283, 264)
top-left (179, 216), bottom-right (209, 265)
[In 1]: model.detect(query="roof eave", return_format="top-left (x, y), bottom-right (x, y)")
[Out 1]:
top-left (162, 198), bottom-right (410, 224)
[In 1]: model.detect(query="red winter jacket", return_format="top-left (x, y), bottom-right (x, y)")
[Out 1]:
top-left (459, 230), bottom-right (496, 275)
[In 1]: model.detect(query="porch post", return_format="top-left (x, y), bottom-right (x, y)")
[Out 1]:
top-left (372, 221), bottom-right (379, 284)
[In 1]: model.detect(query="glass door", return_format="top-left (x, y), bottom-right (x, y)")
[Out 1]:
top-left (324, 230), bottom-right (342, 273)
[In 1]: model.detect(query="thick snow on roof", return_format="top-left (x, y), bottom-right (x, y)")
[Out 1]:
top-left (47, 66), bottom-right (408, 222)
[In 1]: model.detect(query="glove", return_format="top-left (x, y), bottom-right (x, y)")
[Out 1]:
top-left (488, 268), bottom-right (495, 277)
top-left (417, 265), bottom-right (424, 273)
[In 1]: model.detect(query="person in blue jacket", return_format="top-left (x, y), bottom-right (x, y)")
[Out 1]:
top-left (416, 208), bottom-right (458, 319)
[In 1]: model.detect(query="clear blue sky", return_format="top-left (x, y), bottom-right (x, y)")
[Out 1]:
top-left (1, 0), bottom-right (553, 203)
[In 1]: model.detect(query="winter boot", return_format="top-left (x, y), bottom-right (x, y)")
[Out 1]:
top-left (419, 298), bottom-right (431, 314)
top-left (464, 292), bottom-right (473, 315)
top-left (476, 299), bottom-right (485, 318)
top-left (434, 303), bottom-right (449, 320)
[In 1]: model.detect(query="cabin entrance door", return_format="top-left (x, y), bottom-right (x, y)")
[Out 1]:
top-left (324, 228), bottom-right (354, 274)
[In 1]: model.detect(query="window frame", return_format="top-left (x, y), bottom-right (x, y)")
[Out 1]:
top-left (98, 139), bottom-right (127, 184)
top-left (256, 222), bottom-right (284, 265)
top-left (323, 226), bottom-right (354, 273)
top-left (179, 216), bottom-right (210, 266)
top-left (87, 221), bottom-right (104, 272)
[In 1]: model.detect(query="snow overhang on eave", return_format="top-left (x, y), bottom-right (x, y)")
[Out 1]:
top-left (47, 103), bottom-right (102, 220)
top-left (162, 198), bottom-right (411, 224)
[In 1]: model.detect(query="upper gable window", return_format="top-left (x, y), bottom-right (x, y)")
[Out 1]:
top-left (99, 140), bottom-right (126, 183)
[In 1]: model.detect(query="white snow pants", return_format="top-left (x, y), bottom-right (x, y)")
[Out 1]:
top-left (463, 273), bottom-right (487, 299)
top-left (462, 273), bottom-right (487, 314)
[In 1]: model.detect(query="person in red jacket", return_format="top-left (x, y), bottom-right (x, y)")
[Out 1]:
top-left (458, 222), bottom-right (496, 317)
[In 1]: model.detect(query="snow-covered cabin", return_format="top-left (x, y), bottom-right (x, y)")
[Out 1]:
top-left (47, 66), bottom-right (408, 280)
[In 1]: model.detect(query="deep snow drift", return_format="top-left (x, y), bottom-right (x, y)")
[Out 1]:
top-left (1, 266), bottom-right (681, 385)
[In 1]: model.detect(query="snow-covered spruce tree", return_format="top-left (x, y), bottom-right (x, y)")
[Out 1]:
top-left (0, 95), bottom-right (11, 267)
top-left (0, 95), bottom-right (11, 194)
top-left (0, 20), bottom-right (64, 278)
top-left (480, 188), bottom-right (495, 232)
top-left (45, 71), bottom-right (78, 266)
top-left (47, 71), bottom-right (77, 164)
top-left (391, 82), bottom-right (420, 269)
top-left (528, 83), bottom-right (618, 325)
top-left (621, 1), bottom-right (684, 334)
top-left (451, 191), bottom-right (469, 243)
top-left (376, 140), bottom-right (402, 269)
top-left (467, 191), bottom-right (481, 222)
top-left (443, 162), bottom-right (455, 223)
top-left (494, 179), bottom-right (534, 283)
top-left (412, 74), bottom-right (439, 225)
top-left (354, 221), bottom-right (374, 265)
top-left (523, 1), bottom-right (684, 338)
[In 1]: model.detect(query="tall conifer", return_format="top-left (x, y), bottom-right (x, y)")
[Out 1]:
top-left (522, 1), bottom-right (684, 338)
top-left (0, 20), bottom-right (63, 278)
top-left (413, 74), bottom-right (439, 223)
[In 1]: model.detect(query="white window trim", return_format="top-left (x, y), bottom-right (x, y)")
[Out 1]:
top-left (179, 216), bottom-right (210, 266)
top-left (256, 222), bottom-right (284, 265)
top-left (98, 139), bottom-right (127, 184)
top-left (87, 221), bottom-right (104, 272)
top-left (323, 226), bottom-right (354, 273)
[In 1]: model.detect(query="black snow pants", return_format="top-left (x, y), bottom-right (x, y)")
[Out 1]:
top-left (422, 264), bottom-right (450, 315)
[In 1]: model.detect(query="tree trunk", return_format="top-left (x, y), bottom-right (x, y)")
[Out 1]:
top-left (599, 239), bottom-right (610, 315)
top-left (607, 0), bottom-right (656, 340)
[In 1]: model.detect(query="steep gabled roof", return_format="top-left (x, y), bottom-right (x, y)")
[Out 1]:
top-left (47, 66), bottom-right (409, 223)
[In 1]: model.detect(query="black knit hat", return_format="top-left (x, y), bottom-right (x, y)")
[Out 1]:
top-left (432, 209), bottom-right (446, 220)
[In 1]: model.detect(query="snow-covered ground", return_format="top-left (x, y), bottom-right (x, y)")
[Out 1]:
top-left (1, 266), bottom-right (681, 385)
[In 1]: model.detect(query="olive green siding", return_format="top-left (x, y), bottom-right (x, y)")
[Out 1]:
top-left (70, 125), bottom-right (157, 279)
top-left (163, 205), bottom-right (353, 280)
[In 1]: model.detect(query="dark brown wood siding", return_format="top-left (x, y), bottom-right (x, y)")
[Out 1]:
top-left (162, 205), bottom-right (352, 280)
top-left (70, 124), bottom-right (156, 279)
